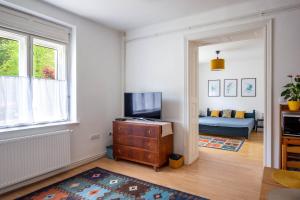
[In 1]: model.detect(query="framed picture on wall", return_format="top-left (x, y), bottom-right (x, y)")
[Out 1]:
top-left (224, 79), bottom-right (237, 97)
top-left (208, 80), bottom-right (220, 97)
top-left (241, 78), bottom-right (256, 97)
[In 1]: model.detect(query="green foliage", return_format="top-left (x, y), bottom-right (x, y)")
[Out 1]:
top-left (33, 45), bottom-right (56, 79)
top-left (281, 75), bottom-right (300, 101)
top-left (0, 37), bottom-right (56, 79)
top-left (0, 37), bottom-right (19, 76)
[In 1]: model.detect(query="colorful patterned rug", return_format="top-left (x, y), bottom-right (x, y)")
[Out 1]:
top-left (17, 167), bottom-right (207, 200)
top-left (198, 135), bottom-right (245, 152)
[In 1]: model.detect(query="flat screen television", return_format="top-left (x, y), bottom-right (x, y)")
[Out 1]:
top-left (124, 92), bottom-right (162, 119)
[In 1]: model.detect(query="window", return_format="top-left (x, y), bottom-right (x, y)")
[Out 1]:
top-left (0, 30), bottom-right (26, 77)
top-left (0, 37), bottom-right (19, 76)
top-left (0, 29), bottom-right (69, 128)
top-left (33, 38), bottom-right (66, 80)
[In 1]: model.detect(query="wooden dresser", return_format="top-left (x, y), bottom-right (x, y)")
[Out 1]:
top-left (113, 120), bottom-right (173, 171)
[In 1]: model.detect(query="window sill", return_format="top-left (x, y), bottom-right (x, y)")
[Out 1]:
top-left (0, 121), bottom-right (80, 134)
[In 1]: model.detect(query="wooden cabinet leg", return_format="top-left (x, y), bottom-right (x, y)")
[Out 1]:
top-left (282, 144), bottom-right (287, 170)
top-left (154, 166), bottom-right (159, 172)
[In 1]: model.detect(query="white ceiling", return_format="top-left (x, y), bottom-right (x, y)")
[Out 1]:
top-left (198, 39), bottom-right (264, 64)
top-left (196, 28), bottom-right (264, 46)
top-left (41, 0), bottom-right (248, 31)
top-left (198, 29), bottom-right (264, 64)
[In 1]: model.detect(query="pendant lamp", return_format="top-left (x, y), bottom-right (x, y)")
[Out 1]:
top-left (211, 50), bottom-right (224, 71)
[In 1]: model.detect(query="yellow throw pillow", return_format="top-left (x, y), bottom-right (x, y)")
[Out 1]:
top-left (211, 110), bottom-right (220, 117)
top-left (235, 111), bottom-right (245, 119)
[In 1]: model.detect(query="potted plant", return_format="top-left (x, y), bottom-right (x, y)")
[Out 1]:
top-left (281, 75), bottom-right (300, 111)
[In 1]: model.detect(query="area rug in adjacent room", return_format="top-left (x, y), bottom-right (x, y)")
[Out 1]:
top-left (17, 167), bottom-right (207, 200)
top-left (199, 135), bottom-right (245, 152)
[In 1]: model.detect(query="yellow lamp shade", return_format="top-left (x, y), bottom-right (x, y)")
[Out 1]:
top-left (211, 58), bottom-right (224, 71)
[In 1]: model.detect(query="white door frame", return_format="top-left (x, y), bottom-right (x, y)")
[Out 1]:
top-left (183, 18), bottom-right (273, 167)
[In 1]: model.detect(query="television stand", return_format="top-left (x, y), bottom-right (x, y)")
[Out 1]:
top-left (113, 120), bottom-right (173, 171)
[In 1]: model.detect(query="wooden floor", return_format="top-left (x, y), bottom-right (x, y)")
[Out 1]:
top-left (1, 132), bottom-right (264, 200)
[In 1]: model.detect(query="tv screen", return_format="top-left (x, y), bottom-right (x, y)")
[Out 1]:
top-left (124, 92), bottom-right (162, 119)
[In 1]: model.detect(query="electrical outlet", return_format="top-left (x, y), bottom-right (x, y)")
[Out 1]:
top-left (90, 134), bottom-right (101, 140)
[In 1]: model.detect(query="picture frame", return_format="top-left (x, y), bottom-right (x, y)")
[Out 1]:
top-left (224, 79), bottom-right (237, 97)
top-left (241, 78), bottom-right (256, 97)
top-left (208, 80), bottom-right (221, 97)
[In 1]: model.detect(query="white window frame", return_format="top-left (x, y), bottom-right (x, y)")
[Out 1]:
top-left (0, 28), bottom-right (27, 77)
top-left (33, 37), bottom-right (67, 81)
top-left (0, 26), bottom-right (71, 130)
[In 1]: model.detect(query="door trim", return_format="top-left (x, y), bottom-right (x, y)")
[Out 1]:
top-left (183, 18), bottom-right (273, 167)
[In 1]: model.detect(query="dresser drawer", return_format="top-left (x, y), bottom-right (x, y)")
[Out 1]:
top-left (114, 145), bottom-right (157, 164)
top-left (114, 123), bottom-right (132, 135)
top-left (115, 135), bottom-right (158, 152)
top-left (114, 123), bottom-right (160, 138)
top-left (129, 125), bottom-right (159, 138)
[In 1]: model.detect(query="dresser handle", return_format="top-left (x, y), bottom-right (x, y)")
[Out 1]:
top-left (118, 127), bottom-right (121, 131)
top-left (147, 129), bottom-right (151, 135)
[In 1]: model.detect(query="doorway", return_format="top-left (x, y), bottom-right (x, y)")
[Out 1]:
top-left (197, 29), bottom-right (265, 170)
top-left (184, 19), bottom-right (273, 167)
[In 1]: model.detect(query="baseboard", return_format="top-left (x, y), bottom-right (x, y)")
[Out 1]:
top-left (0, 152), bottom-right (106, 195)
top-left (68, 152), bottom-right (106, 170)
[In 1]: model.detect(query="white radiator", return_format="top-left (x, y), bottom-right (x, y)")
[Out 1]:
top-left (0, 130), bottom-right (71, 189)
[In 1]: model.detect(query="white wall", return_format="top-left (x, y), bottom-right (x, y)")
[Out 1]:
top-left (198, 39), bottom-right (265, 117)
top-left (0, 0), bottom-right (122, 163)
top-left (126, 33), bottom-right (185, 154)
top-left (125, 0), bottom-right (300, 167)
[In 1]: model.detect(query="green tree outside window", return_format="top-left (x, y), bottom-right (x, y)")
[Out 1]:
top-left (0, 37), bottom-right (57, 79)
top-left (33, 45), bottom-right (56, 79)
top-left (0, 37), bottom-right (19, 76)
